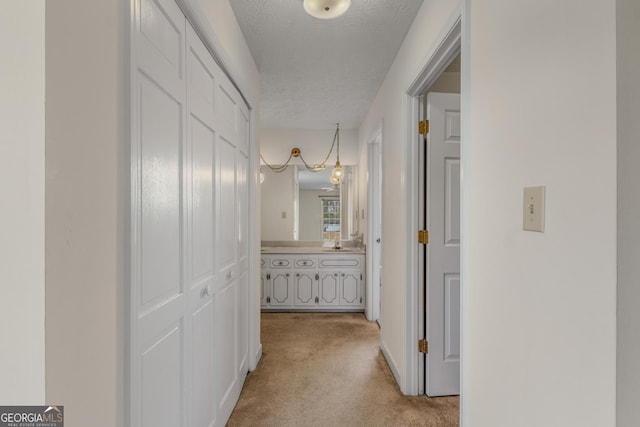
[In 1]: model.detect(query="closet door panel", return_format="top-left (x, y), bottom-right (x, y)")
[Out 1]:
top-left (186, 24), bottom-right (217, 427)
top-left (139, 76), bottom-right (182, 307)
top-left (190, 299), bottom-right (215, 427)
top-left (189, 117), bottom-right (215, 282)
top-left (132, 0), bottom-right (187, 425)
top-left (137, 0), bottom-right (185, 98)
top-left (237, 151), bottom-right (249, 268)
top-left (237, 271), bottom-right (249, 375)
top-left (217, 137), bottom-right (237, 273)
top-left (215, 282), bottom-right (238, 416)
top-left (141, 325), bottom-right (183, 427)
top-left (215, 78), bottom-right (237, 143)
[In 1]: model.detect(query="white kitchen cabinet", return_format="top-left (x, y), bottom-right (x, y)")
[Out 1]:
top-left (261, 252), bottom-right (364, 311)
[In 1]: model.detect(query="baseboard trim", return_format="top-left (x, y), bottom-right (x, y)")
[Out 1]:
top-left (252, 343), bottom-right (262, 371)
top-left (380, 340), bottom-right (402, 389)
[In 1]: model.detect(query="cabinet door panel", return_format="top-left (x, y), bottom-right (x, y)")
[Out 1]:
top-left (341, 272), bottom-right (360, 306)
top-left (319, 273), bottom-right (339, 306)
top-left (271, 272), bottom-right (292, 306)
top-left (295, 272), bottom-right (317, 306)
top-left (260, 271), bottom-right (269, 306)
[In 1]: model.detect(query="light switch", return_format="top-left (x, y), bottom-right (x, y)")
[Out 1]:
top-left (523, 186), bottom-right (545, 232)
top-left (281, 211), bottom-right (287, 219)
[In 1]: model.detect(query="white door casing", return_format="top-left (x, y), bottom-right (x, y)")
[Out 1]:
top-left (425, 92), bottom-right (461, 396)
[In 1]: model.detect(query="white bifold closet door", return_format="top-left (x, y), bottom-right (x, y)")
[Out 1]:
top-left (130, 0), bottom-right (250, 425)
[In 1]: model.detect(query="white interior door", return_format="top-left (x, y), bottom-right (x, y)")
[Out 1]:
top-left (425, 92), bottom-right (461, 396)
top-left (131, 1), bottom-right (250, 425)
top-left (186, 23), bottom-right (218, 427)
top-left (131, 0), bottom-right (187, 424)
top-left (367, 135), bottom-right (382, 322)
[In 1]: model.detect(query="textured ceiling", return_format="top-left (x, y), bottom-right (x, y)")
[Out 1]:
top-left (230, 0), bottom-right (425, 130)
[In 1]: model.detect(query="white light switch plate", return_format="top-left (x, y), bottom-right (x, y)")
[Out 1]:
top-left (523, 186), bottom-right (545, 232)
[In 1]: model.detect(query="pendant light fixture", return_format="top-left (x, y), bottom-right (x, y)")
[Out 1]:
top-left (330, 123), bottom-right (343, 184)
top-left (260, 123), bottom-right (344, 185)
top-left (303, 0), bottom-right (351, 20)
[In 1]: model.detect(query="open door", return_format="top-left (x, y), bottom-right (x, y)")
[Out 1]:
top-left (423, 92), bottom-right (461, 396)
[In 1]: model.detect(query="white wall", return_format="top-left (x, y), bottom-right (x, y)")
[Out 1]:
top-left (0, 0), bottom-right (45, 405)
top-left (360, 0), bottom-right (619, 423)
top-left (45, 0), bottom-right (124, 424)
top-left (617, 0), bottom-right (640, 424)
top-left (190, 0), bottom-right (260, 105)
top-left (261, 168), bottom-right (295, 241)
top-left (261, 128), bottom-right (360, 166)
top-left (359, 0), bottom-right (463, 391)
top-left (463, 0), bottom-right (617, 425)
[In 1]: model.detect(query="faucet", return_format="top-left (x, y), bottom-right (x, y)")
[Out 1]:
top-left (334, 239), bottom-right (343, 250)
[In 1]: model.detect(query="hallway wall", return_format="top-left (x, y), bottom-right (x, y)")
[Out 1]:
top-left (359, 0), bottom-right (463, 392)
top-left (0, 0), bottom-right (45, 405)
top-left (464, 0), bottom-right (617, 425)
top-left (45, 0), bottom-right (125, 424)
top-left (616, 0), bottom-right (640, 424)
top-left (360, 0), bottom-right (618, 424)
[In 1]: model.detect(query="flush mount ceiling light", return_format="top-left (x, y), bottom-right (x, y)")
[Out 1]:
top-left (303, 0), bottom-right (351, 19)
top-left (260, 123), bottom-right (344, 185)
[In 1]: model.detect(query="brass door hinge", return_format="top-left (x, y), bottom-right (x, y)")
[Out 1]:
top-left (418, 120), bottom-right (429, 135)
top-left (418, 339), bottom-right (429, 354)
top-left (418, 230), bottom-right (429, 245)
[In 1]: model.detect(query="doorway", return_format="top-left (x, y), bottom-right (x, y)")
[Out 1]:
top-left (420, 84), bottom-right (461, 396)
top-left (403, 15), bottom-right (462, 396)
top-left (367, 129), bottom-right (383, 323)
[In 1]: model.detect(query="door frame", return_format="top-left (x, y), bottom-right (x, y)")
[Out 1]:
top-left (403, 8), bottom-right (464, 396)
top-left (366, 123), bottom-right (383, 322)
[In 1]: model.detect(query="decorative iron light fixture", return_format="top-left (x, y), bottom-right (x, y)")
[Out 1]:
top-left (303, 0), bottom-right (351, 19)
top-left (260, 123), bottom-right (344, 184)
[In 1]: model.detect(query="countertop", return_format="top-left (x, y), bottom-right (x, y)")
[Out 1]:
top-left (260, 246), bottom-right (365, 254)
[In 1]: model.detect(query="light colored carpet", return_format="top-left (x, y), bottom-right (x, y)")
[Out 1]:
top-left (227, 312), bottom-right (459, 426)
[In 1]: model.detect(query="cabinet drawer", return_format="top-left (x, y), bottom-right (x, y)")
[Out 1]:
top-left (294, 257), bottom-right (316, 268)
top-left (318, 257), bottom-right (361, 268)
top-left (270, 257), bottom-right (292, 268)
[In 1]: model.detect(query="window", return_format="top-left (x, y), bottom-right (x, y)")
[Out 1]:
top-left (322, 197), bottom-right (340, 241)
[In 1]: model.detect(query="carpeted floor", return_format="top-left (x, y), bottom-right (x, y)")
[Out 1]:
top-left (227, 312), bottom-right (459, 426)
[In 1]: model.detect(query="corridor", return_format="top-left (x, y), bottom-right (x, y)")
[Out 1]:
top-left (228, 313), bottom-right (459, 426)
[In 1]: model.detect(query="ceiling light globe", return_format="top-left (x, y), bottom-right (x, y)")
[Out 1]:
top-left (330, 175), bottom-right (342, 185)
top-left (331, 163), bottom-right (343, 179)
top-left (303, 0), bottom-right (351, 20)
